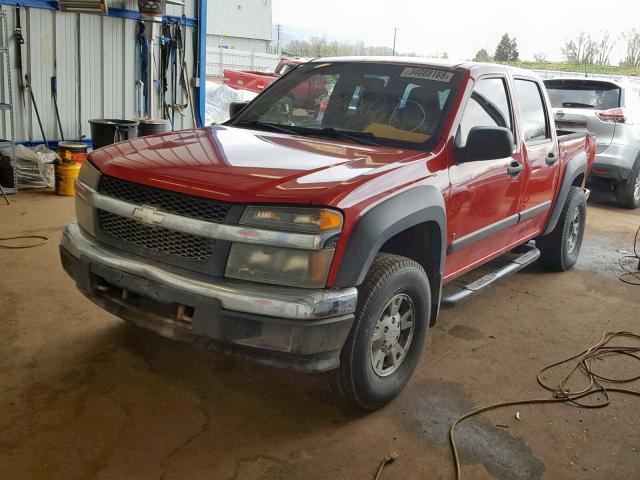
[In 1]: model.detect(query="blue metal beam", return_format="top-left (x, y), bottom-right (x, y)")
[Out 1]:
top-left (0, 0), bottom-right (57, 9)
top-left (196, 0), bottom-right (206, 127)
top-left (0, 1), bottom-right (197, 27)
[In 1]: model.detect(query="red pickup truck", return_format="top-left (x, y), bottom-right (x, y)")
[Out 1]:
top-left (61, 58), bottom-right (595, 410)
top-left (223, 58), bottom-right (302, 93)
top-left (223, 58), bottom-right (325, 109)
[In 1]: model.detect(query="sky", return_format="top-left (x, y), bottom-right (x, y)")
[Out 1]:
top-left (272, 0), bottom-right (640, 63)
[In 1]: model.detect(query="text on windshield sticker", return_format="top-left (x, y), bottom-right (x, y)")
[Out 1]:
top-left (400, 67), bottom-right (453, 82)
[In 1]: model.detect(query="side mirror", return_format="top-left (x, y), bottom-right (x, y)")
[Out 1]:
top-left (229, 101), bottom-right (249, 118)
top-left (455, 126), bottom-right (514, 163)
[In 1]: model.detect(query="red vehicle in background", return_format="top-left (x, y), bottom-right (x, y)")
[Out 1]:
top-left (61, 58), bottom-right (595, 411)
top-left (223, 58), bottom-right (326, 109)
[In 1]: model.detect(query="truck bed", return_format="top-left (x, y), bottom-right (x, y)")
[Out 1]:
top-left (557, 130), bottom-right (588, 142)
top-left (223, 69), bottom-right (278, 93)
top-left (557, 131), bottom-right (595, 165)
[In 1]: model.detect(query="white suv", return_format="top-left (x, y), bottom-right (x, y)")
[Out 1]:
top-left (545, 78), bottom-right (640, 208)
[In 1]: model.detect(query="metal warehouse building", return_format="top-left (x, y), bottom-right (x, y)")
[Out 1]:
top-left (0, 0), bottom-right (207, 145)
top-left (206, 0), bottom-right (277, 76)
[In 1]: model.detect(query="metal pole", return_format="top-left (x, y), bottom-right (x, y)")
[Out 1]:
top-left (0, 183), bottom-right (9, 205)
top-left (148, 21), bottom-right (155, 119)
top-left (251, 37), bottom-right (255, 70)
top-left (392, 27), bottom-right (398, 56)
top-left (276, 24), bottom-right (281, 54)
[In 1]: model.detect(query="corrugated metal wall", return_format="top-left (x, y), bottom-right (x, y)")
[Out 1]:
top-left (207, 0), bottom-right (271, 41)
top-left (206, 38), bottom-right (278, 77)
top-left (0, 1), bottom-right (198, 143)
top-left (208, 34), bottom-right (269, 52)
top-left (204, 0), bottom-right (275, 78)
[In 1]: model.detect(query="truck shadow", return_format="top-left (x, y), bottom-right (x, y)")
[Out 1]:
top-left (586, 180), bottom-right (640, 216)
top-left (121, 323), bottom-right (354, 419)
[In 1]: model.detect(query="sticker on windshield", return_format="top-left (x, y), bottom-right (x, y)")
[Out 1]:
top-left (400, 67), bottom-right (453, 82)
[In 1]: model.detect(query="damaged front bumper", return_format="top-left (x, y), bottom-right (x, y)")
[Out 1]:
top-left (60, 222), bottom-right (357, 373)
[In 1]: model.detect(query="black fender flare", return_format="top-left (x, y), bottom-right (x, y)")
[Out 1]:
top-left (334, 185), bottom-right (447, 287)
top-left (543, 151), bottom-right (588, 236)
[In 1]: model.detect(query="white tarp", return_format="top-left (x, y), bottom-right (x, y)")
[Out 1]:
top-left (205, 82), bottom-right (257, 125)
top-left (0, 144), bottom-right (56, 189)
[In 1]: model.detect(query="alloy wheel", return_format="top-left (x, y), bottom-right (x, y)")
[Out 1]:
top-left (566, 207), bottom-right (581, 254)
top-left (370, 294), bottom-right (415, 377)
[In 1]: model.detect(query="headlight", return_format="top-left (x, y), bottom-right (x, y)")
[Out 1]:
top-left (240, 206), bottom-right (342, 233)
top-left (77, 160), bottom-right (101, 190)
top-left (225, 243), bottom-right (334, 289)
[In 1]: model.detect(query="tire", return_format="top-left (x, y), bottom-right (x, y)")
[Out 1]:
top-left (615, 156), bottom-right (640, 209)
top-left (537, 186), bottom-right (587, 271)
top-left (325, 254), bottom-right (430, 411)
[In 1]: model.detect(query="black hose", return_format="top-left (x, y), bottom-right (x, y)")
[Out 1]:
top-left (450, 331), bottom-right (640, 480)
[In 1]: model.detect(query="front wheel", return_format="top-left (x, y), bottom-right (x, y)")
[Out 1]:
top-left (325, 254), bottom-right (430, 411)
top-left (537, 186), bottom-right (587, 271)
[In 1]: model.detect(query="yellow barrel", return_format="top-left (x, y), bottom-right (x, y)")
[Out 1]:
top-left (54, 162), bottom-right (81, 196)
top-left (58, 141), bottom-right (88, 165)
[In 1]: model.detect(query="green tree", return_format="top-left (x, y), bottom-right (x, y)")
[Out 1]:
top-left (494, 33), bottom-right (519, 61)
top-left (473, 48), bottom-right (491, 62)
top-left (533, 52), bottom-right (547, 62)
top-left (510, 37), bottom-right (519, 61)
top-left (620, 29), bottom-right (640, 67)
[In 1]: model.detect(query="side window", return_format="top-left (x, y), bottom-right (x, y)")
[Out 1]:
top-left (514, 79), bottom-right (550, 143)
top-left (458, 77), bottom-right (513, 146)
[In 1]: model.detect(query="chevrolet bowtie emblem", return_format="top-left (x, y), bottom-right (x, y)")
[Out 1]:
top-left (132, 205), bottom-right (165, 225)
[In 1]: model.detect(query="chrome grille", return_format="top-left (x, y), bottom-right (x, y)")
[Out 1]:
top-left (98, 210), bottom-right (214, 261)
top-left (99, 176), bottom-right (231, 223)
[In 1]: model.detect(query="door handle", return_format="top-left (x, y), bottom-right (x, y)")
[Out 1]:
top-left (546, 152), bottom-right (558, 166)
top-left (507, 161), bottom-right (523, 177)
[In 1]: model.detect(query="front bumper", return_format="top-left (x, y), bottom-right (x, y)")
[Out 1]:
top-left (60, 223), bottom-right (357, 373)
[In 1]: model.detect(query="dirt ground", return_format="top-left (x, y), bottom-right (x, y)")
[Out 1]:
top-left (1, 187), bottom-right (639, 480)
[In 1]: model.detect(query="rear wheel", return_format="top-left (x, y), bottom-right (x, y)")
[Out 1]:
top-left (325, 254), bottom-right (430, 411)
top-left (537, 186), bottom-right (587, 271)
top-left (615, 157), bottom-right (640, 209)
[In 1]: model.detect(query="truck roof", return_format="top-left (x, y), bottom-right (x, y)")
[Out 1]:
top-left (310, 56), bottom-right (538, 79)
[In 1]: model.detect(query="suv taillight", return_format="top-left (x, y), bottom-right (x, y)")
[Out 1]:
top-left (596, 107), bottom-right (627, 124)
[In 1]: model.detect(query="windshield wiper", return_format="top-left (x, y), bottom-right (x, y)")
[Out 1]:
top-left (234, 121), bottom-right (384, 147)
top-left (233, 120), bottom-right (299, 134)
top-left (302, 127), bottom-right (384, 147)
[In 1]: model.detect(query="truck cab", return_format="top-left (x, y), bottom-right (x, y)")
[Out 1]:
top-left (61, 58), bottom-right (594, 410)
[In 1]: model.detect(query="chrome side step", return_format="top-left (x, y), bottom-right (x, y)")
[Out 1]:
top-left (441, 244), bottom-right (540, 309)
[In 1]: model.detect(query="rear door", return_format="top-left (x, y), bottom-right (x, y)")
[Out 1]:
top-left (544, 79), bottom-right (621, 154)
top-left (446, 76), bottom-right (525, 279)
top-left (512, 77), bottom-right (559, 237)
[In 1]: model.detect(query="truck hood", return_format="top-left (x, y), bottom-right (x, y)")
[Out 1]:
top-left (88, 125), bottom-right (428, 205)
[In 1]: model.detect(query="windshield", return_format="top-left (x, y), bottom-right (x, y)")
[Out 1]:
top-left (545, 79), bottom-right (621, 110)
top-left (229, 62), bottom-right (462, 150)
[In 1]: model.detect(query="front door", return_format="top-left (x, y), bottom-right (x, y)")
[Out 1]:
top-left (445, 76), bottom-right (525, 280)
